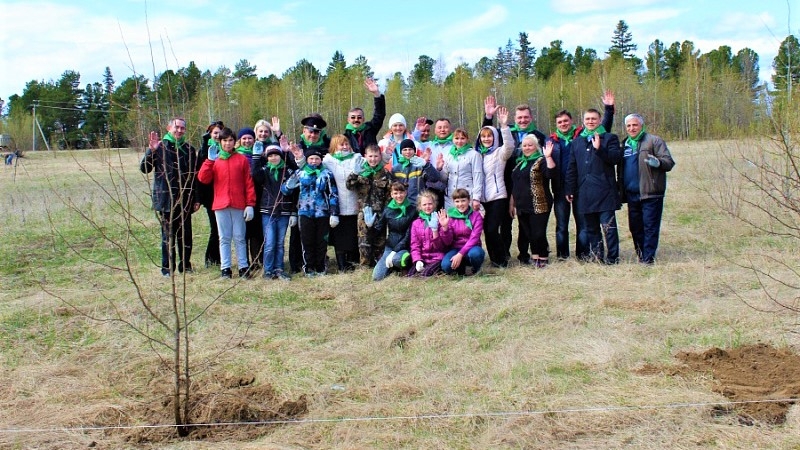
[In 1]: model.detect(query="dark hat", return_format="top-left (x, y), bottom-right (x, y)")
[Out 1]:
top-left (304, 148), bottom-right (324, 159)
top-left (237, 127), bottom-right (255, 139)
top-left (400, 139), bottom-right (416, 151)
top-left (424, 118), bottom-right (434, 126)
top-left (265, 144), bottom-right (282, 157)
top-left (301, 115), bottom-right (327, 131)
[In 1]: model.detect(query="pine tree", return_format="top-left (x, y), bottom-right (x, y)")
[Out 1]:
top-left (772, 35), bottom-right (799, 95)
top-left (608, 20), bottom-right (637, 59)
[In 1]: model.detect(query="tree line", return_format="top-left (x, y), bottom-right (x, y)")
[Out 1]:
top-left (2, 21), bottom-right (799, 150)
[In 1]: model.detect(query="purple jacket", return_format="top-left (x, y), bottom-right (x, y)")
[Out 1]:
top-left (449, 210), bottom-right (484, 255)
top-left (410, 218), bottom-right (453, 264)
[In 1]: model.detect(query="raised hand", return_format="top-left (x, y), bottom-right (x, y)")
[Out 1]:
top-left (437, 208), bottom-right (449, 229)
top-left (271, 116), bottom-right (281, 134)
top-left (279, 134), bottom-right (289, 151)
top-left (148, 131), bottom-right (159, 150)
top-left (422, 148), bottom-right (432, 163)
top-left (543, 140), bottom-right (554, 158)
top-left (484, 95), bottom-right (498, 118)
top-left (415, 116), bottom-right (427, 131)
top-left (207, 143), bottom-right (219, 161)
top-left (496, 106), bottom-right (509, 128)
top-left (436, 153), bottom-right (445, 171)
top-left (253, 141), bottom-right (264, 156)
top-left (601, 89), bottom-right (615, 107)
top-left (290, 142), bottom-right (303, 160)
top-left (365, 77), bottom-right (380, 96)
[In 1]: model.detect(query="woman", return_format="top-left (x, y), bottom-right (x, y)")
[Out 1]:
top-left (197, 120), bottom-right (224, 267)
top-left (510, 135), bottom-right (557, 267)
top-left (236, 127), bottom-right (263, 275)
top-left (378, 113), bottom-right (419, 169)
top-left (323, 134), bottom-right (364, 272)
top-left (436, 128), bottom-right (484, 210)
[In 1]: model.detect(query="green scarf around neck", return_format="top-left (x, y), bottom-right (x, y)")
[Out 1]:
top-left (387, 198), bottom-right (410, 218)
top-left (449, 144), bottom-right (472, 159)
top-left (345, 123), bottom-right (367, 133)
top-left (163, 132), bottom-right (186, 147)
top-left (516, 152), bottom-right (542, 170)
top-left (447, 206), bottom-right (473, 229)
top-left (360, 162), bottom-right (382, 178)
top-left (303, 164), bottom-right (322, 177)
top-left (580, 125), bottom-right (607, 139)
top-left (236, 146), bottom-right (253, 156)
top-left (301, 134), bottom-right (324, 148)
top-left (398, 155), bottom-right (411, 169)
top-left (267, 160), bottom-right (285, 181)
top-left (625, 129), bottom-right (646, 152)
top-left (332, 151), bottom-right (355, 162)
top-left (418, 210), bottom-right (432, 224)
top-left (556, 125), bottom-right (577, 145)
top-left (510, 123), bottom-right (537, 133)
top-left (431, 133), bottom-right (453, 145)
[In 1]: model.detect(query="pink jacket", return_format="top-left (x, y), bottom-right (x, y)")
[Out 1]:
top-left (449, 210), bottom-right (484, 255)
top-left (410, 218), bottom-right (453, 264)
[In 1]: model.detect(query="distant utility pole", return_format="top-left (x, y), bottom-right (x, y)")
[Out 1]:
top-left (32, 100), bottom-right (38, 151)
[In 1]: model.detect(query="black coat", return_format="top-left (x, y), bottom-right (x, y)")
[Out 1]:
top-left (564, 132), bottom-right (622, 214)
top-left (344, 95), bottom-right (386, 155)
top-left (140, 138), bottom-right (197, 214)
top-left (375, 203), bottom-right (417, 252)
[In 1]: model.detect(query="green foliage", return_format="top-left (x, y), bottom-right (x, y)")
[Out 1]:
top-left (772, 35), bottom-right (800, 95)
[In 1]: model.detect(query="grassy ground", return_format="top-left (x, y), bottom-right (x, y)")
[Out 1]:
top-left (1, 142), bottom-right (799, 449)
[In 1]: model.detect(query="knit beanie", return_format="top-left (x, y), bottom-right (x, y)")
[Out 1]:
top-left (389, 113), bottom-right (407, 128)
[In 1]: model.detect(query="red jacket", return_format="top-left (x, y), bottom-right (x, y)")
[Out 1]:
top-left (197, 154), bottom-right (256, 210)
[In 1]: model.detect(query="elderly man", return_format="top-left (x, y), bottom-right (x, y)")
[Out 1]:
top-left (344, 77), bottom-right (385, 155)
top-left (618, 114), bottom-right (675, 264)
top-left (140, 117), bottom-right (200, 276)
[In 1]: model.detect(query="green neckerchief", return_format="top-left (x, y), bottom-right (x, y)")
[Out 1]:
top-left (360, 162), bottom-right (382, 178)
top-left (448, 206), bottom-right (473, 230)
top-left (478, 145), bottom-right (492, 155)
top-left (516, 152), bottom-right (542, 170)
top-left (332, 151), bottom-right (355, 162)
top-left (386, 198), bottom-right (410, 218)
top-left (212, 144), bottom-right (232, 161)
top-left (303, 164), bottom-right (322, 177)
top-left (398, 155), bottom-right (411, 169)
top-left (625, 129), bottom-right (646, 152)
top-left (431, 134), bottom-right (453, 145)
top-left (301, 134), bottom-right (324, 148)
top-left (580, 125), bottom-right (607, 138)
top-left (510, 123), bottom-right (537, 133)
top-left (418, 210), bottom-right (432, 224)
top-left (206, 137), bottom-right (218, 147)
top-left (345, 123), bottom-right (367, 133)
top-left (449, 144), bottom-right (472, 159)
top-left (267, 160), bottom-right (285, 181)
top-left (236, 145), bottom-right (253, 156)
top-left (556, 125), bottom-right (577, 145)
top-left (163, 132), bottom-right (186, 147)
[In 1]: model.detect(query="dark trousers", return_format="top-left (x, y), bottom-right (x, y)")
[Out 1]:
top-left (501, 209), bottom-right (515, 260)
top-left (517, 210), bottom-right (550, 260)
top-left (553, 194), bottom-right (585, 259)
top-left (203, 205), bottom-right (220, 266)
top-left (246, 210), bottom-right (263, 269)
top-left (289, 224), bottom-right (303, 273)
top-left (299, 216), bottom-right (330, 274)
top-left (627, 196), bottom-right (664, 264)
top-left (581, 210), bottom-right (619, 264)
top-left (482, 198), bottom-right (509, 266)
top-left (159, 210), bottom-right (193, 275)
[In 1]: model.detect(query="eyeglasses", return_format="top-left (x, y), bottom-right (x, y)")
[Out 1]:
top-left (349, 115), bottom-right (364, 120)
top-left (305, 127), bottom-right (321, 134)
top-left (209, 120), bottom-right (224, 127)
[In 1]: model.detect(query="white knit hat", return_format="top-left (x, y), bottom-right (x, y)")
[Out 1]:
top-left (389, 113), bottom-right (407, 128)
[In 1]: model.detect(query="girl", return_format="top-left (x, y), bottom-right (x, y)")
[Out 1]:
top-left (323, 134), bottom-right (364, 272)
top-left (251, 143), bottom-right (296, 280)
top-left (346, 144), bottom-right (392, 267)
top-left (477, 106), bottom-right (515, 268)
top-left (436, 128), bottom-right (484, 210)
top-left (282, 148), bottom-right (339, 277)
top-left (372, 182), bottom-right (417, 281)
top-left (442, 189), bottom-right (485, 276)
top-left (197, 127), bottom-right (256, 279)
top-left (408, 190), bottom-right (452, 277)
top-left (510, 135), bottom-right (557, 268)
top-left (236, 127), bottom-right (263, 275)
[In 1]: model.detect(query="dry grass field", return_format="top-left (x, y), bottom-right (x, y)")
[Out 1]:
top-left (1, 141), bottom-right (799, 449)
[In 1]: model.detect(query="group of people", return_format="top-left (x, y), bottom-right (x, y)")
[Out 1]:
top-left (140, 79), bottom-right (675, 281)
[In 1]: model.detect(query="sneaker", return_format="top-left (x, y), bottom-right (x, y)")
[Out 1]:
top-left (518, 258), bottom-right (533, 266)
top-left (161, 271), bottom-right (171, 278)
top-left (221, 268), bottom-right (233, 279)
top-left (304, 271), bottom-right (316, 278)
top-left (239, 267), bottom-right (251, 278)
top-left (274, 270), bottom-right (291, 281)
top-left (178, 263), bottom-right (193, 274)
top-left (262, 270), bottom-right (274, 280)
top-left (535, 259), bottom-right (549, 269)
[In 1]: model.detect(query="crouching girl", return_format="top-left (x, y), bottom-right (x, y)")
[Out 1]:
top-left (408, 190), bottom-right (452, 277)
top-left (442, 188), bottom-right (485, 276)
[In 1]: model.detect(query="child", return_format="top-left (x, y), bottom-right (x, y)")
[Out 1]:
top-left (323, 134), bottom-right (363, 272)
top-left (282, 148), bottom-right (339, 277)
top-left (408, 190), bottom-right (452, 277)
top-left (197, 127), bottom-right (257, 279)
top-left (251, 143), bottom-right (296, 280)
top-left (510, 135), bottom-right (557, 267)
top-left (441, 189), bottom-right (485, 276)
top-left (346, 144), bottom-right (392, 267)
top-left (436, 128), bottom-right (484, 210)
top-left (372, 182), bottom-right (417, 281)
top-left (391, 138), bottom-right (439, 207)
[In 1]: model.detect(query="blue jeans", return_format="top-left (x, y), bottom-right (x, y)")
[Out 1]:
top-left (441, 247), bottom-right (485, 275)
top-left (373, 247), bottom-right (411, 281)
top-left (215, 208), bottom-right (248, 270)
top-left (262, 214), bottom-right (290, 274)
top-left (581, 210), bottom-right (619, 264)
top-left (553, 194), bottom-right (585, 259)
top-left (627, 196), bottom-right (664, 263)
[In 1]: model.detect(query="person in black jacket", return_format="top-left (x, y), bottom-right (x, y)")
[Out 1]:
top-left (344, 77), bottom-right (386, 155)
top-left (372, 182), bottom-right (416, 281)
top-left (565, 109), bottom-right (623, 264)
top-left (197, 120), bottom-right (224, 267)
top-left (140, 117), bottom-right (200, 276)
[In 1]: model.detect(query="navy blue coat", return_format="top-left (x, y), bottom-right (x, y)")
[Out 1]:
top-left (564, 132), bottom-right (622, 214)
top-left (140, 138), bottom-right (197, 214)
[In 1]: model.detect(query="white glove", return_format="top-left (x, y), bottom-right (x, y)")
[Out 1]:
top-left (285, 175), bottom-right (300, 190)
top-left (363, 206), bottom-right (376, 227)
top-left (288, 216), bottom-right (298, 228)
top-left (253, 141), bottom-right (264, 156)
top-left (427, 211), bottom-right (439, 231)
top-left (646, 155), bottom-right (661, 168)
top-left (207, 144), bottom-right (219, 161)
top-left (410, 156), bottom-right (426, 168)
top-left (415, 261), bottom-right (424, 272)
top-left (386, 251), bottom-right (396, 268)
top-left (329, 215), bottom-right (340, 228)
top-left (243, 206), bottom-right (254, 222)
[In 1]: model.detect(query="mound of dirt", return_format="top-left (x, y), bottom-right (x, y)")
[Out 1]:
top-left (674, 343), bottom-right (800, 424)
top-left (92, 374), bottom-right (307, 444)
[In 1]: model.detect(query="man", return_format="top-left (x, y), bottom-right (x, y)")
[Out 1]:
top-left (618, 114), bottom-right (675, 264)
top-left (549, 90), bottom-right (615, 260)
top-left (565, 108), bottom-right (622, 264)
top-left (298, 114), bottom-right (330, 157)
top-left (422, 117), bottom-right (454, 209)
top-left (412, 116), bottom-right (434, 153)
top-left (140, 117), bottom-right (200, 276)
top-left (344, 77), bottom-right (386, 155)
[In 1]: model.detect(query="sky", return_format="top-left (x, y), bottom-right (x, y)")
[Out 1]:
top-left (0, 0), bottom-right (796, 102)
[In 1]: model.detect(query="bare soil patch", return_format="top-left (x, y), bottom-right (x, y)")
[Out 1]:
top-left (663, 344), bottom-right (800, 424)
